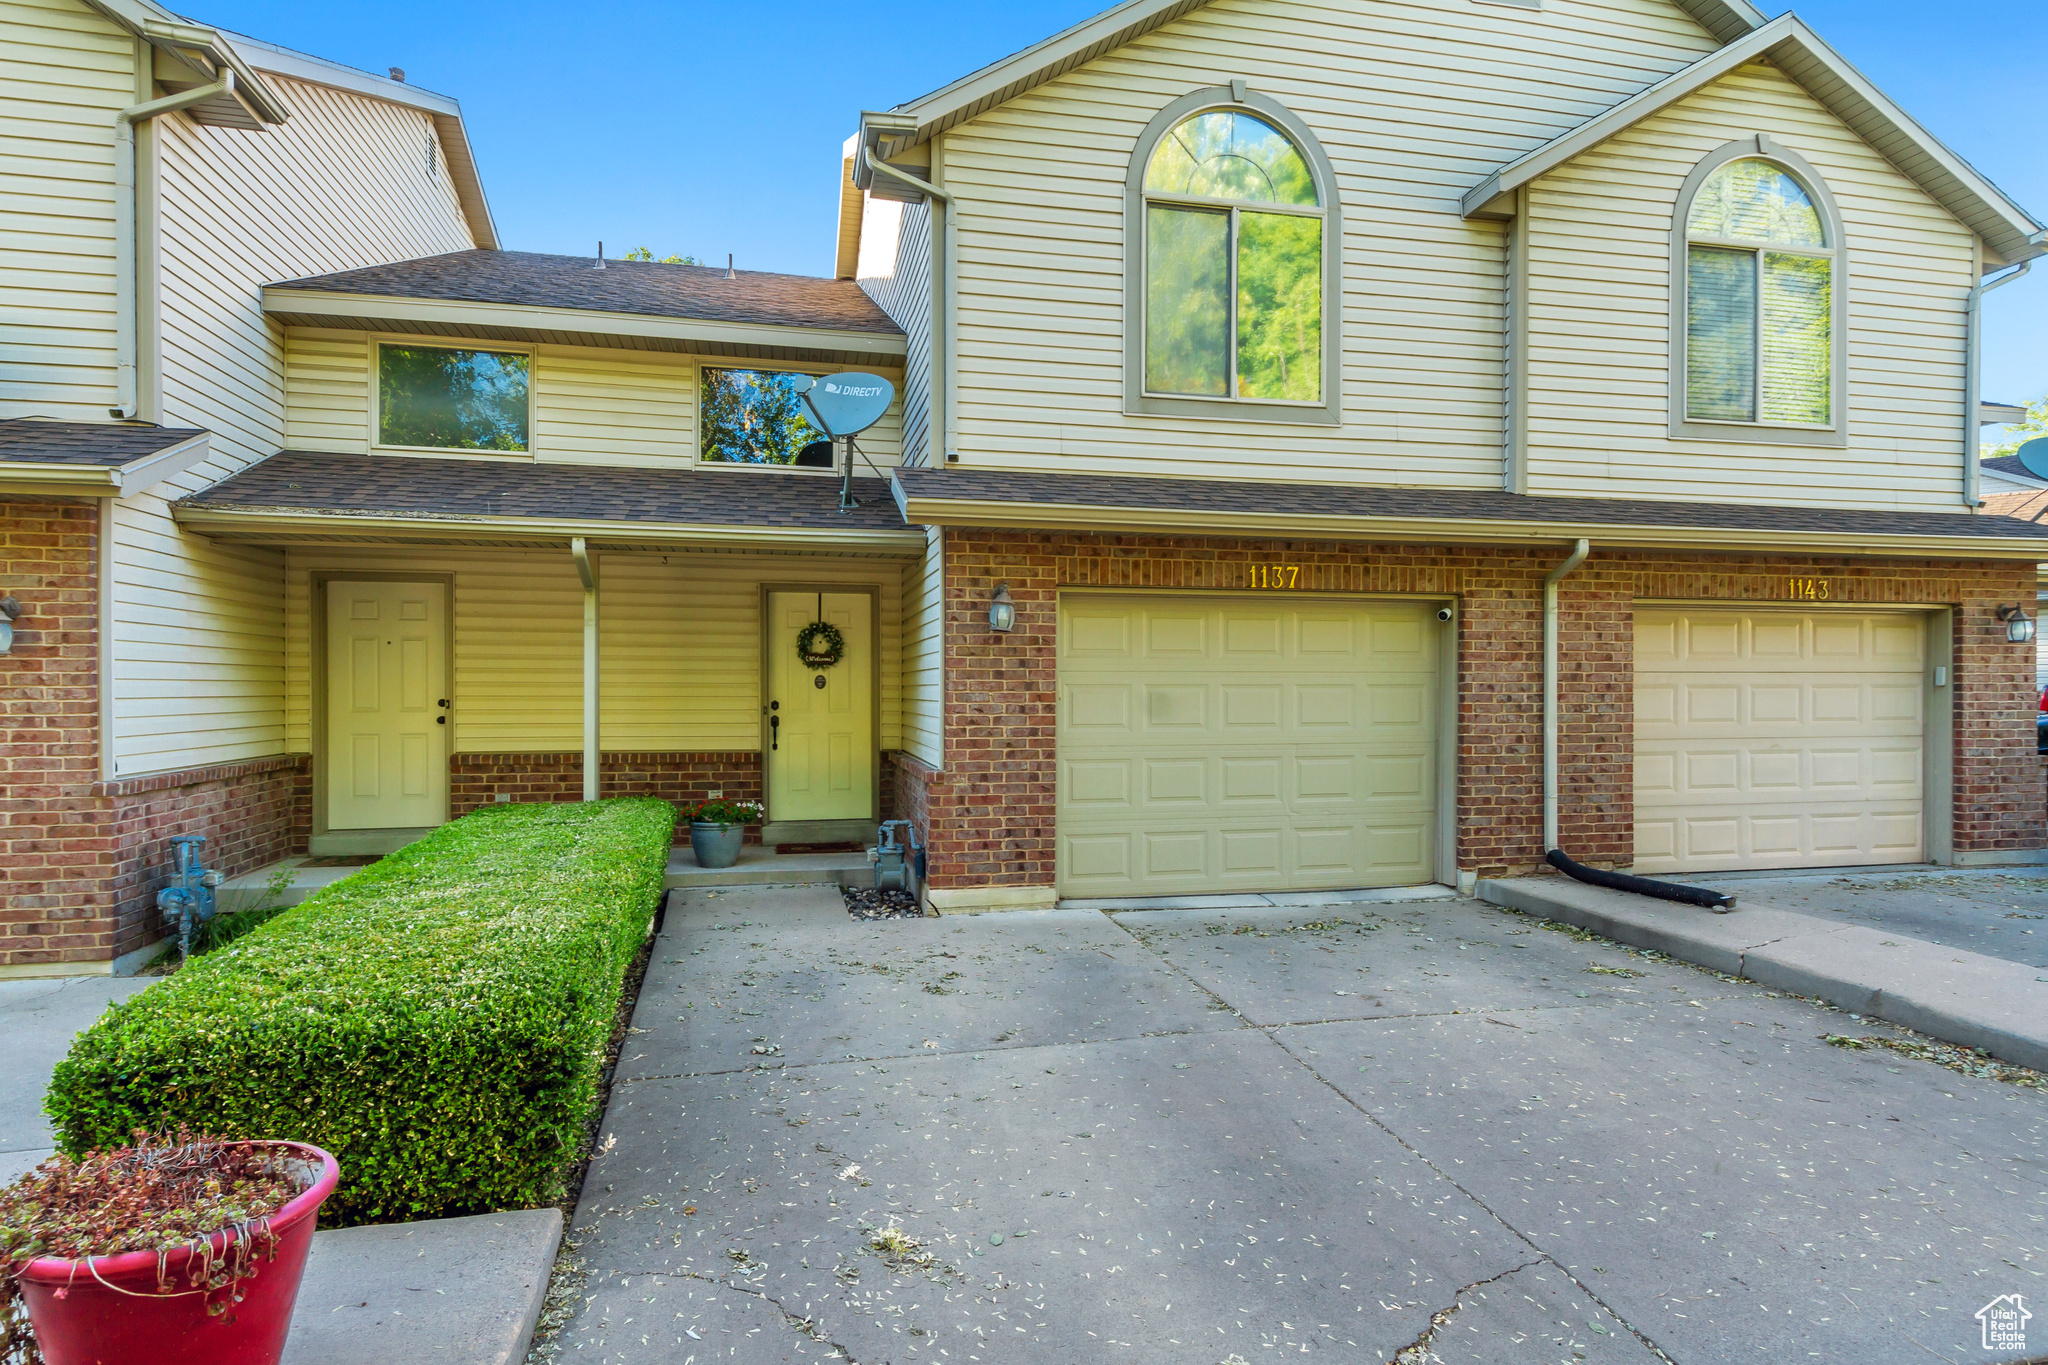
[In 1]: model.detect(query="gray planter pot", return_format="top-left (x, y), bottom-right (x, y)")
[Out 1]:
top-left (689, 821), bottom-right (746, 869)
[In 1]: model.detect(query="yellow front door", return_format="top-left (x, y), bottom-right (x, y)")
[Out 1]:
top-left (326, 580), bottom-right (448, 831)
top-left (766, 591), bottom-right (874, 823)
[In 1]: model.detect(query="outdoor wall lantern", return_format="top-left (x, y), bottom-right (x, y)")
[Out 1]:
top-left (1998, 604), bottom-right (2037, 644)
top-left (988, 583), bottom-right (1016, 634)
top-left (0, 597), bottom-right (19, 655)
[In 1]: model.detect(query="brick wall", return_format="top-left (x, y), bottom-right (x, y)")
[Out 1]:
top-left (885, 748), bottom-right (938, 848)
top-left (1, 500), bottom-right (107, 967)
top-left (934, 529), bottom-right (2044, 891)
top-left (2, 501), bottom-right (310, 970)
top-left (449, 751), bottom-right (762, 839)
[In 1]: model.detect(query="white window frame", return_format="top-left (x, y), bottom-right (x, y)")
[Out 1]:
top-left (369, 336), bottom-right (536, 461)
top-left (692, 361), bottom-right (841, 475)
top-left (1668, 135), bottom-right (1849, 448)
top-left (1124, 84), bottom-right (1344, 427)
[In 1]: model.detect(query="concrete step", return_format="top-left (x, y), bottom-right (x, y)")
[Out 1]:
top-left (665, 845), bottom-right (872, 889)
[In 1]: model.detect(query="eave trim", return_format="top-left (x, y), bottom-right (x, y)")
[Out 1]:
top-left (893, 489), bottom-right (2048, 561)
top-left (172, 503), bottom-right (928, 552)
top-left (260, 288), bottom-right (908, 357)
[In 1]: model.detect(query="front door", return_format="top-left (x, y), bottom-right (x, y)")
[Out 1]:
top-left (765, 590), bottom-right (874, 824)
top-left (326, 580), bottom-right (448, 831)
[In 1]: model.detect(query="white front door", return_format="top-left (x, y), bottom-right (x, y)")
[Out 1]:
top-left (765, 590), bottom-right (874, 824)
top-left (326, 580), bottom-right (449, 831)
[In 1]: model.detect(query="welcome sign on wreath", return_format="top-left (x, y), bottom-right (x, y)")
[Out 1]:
top-left (797, 620), bottom-right (844, 670)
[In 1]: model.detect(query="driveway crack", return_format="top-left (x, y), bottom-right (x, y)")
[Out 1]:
top-left (1391, 1258), bottom-right (1541, 1364)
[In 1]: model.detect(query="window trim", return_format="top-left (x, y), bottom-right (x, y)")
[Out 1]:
top-left (1668, 135), bottom-right (1848, 448)
top-left (370, 336), bottom-right (535, 460)
top-left (1124, 85), bottom-right (1343, 427)
top-left (692, 361), bottom-right (843, 475)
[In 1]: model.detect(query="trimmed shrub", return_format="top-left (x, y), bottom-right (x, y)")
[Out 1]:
top-left (47, 799), bottom-right (675, 1225)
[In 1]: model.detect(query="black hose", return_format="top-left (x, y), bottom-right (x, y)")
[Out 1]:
top-left (1546, 848), bottom-right (1735, 910)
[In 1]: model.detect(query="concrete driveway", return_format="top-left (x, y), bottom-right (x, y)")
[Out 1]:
top-left (1690, 867), bottom-right (2048, 970)
top-left (0, 975), bottom-right (150, 1182)
top-left (557, 887), bottom-right (2048, 1365)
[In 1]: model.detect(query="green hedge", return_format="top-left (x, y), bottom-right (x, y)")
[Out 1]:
top-left (47, 799), bottom-right (675, 1225)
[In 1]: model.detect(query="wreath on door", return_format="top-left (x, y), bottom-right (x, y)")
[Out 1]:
top-left (796, 620), bottom-right (845, 670)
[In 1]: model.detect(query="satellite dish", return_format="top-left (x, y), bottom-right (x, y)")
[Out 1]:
top-left (2019, 436), bottom-right (2048, 483)
top-left (800, 372), bottom-right (895, 438)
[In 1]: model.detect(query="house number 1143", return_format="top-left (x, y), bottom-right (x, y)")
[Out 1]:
top-left (1247, 565), bottom-right (1301, 589)
top-left (1786, 578), bottom-right (1831, 600)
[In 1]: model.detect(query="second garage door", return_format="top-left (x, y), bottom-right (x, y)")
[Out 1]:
top-left (1634, 607), bottom-right (1927, 875)
top-left (1057, 594), bottom-right (1439, 898)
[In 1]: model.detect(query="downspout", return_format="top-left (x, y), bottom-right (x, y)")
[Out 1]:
top-left (1542, 538), bottom-right (1590, 853)
top-left (1539, 538), bottom-right (1737, 909)
top-left (1963, 259), bottom-right (2031, 507)
top-left (860, 146), bottom-right (958, 464)
top-left (113, 70), bottom-right (236, 420)
top-left (572, 538), bottom-right (600, 802)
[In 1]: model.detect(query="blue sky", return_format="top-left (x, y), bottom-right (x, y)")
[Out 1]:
top-left (204, 0), bottom-right (2045, 408)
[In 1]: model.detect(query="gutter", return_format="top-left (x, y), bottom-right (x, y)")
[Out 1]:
top-left (571, 538), bottom-right (600, 801)
top-left (0, 433), bottom-right (212, 498)
top-left (888, 486), bottom-right (2048, 560)
top-left (859, 144), bottom-right (958, 465)
top-left (171, 503), bottom-right (928, 552)
top-left (113, 73), bottom-right (237, 419)
top-left (1964, 260), bottom-right (2033, 507)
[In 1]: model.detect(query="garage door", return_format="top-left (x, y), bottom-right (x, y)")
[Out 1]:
top-left (1057, 594), bottom-right (1439, 897)
top-left (1634, 608), bottom-right (1926, 875)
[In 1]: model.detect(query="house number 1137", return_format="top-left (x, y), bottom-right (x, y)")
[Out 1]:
top-left (1247, 565), bottom-right (1301, 589)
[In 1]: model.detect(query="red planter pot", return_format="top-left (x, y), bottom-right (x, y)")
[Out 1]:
top-left (17, 1142), bottom-right (340, 1365)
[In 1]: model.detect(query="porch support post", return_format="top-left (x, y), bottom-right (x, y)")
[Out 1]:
top-left (572, 538), bottom-right (600, 802)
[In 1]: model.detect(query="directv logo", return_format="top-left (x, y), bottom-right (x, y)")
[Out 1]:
top-left (824, 381), bottom-right (886, 398)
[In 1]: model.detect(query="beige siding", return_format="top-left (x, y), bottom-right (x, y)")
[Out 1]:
top-left (0, 0), bottom-right (132, 420)
top-left (899, 525), bottom-right (943, 767)
top-left (1524, 60), bottom-right (1974, 510)
top-left (109, 72), bottom-right (478, 774)
top-left (284, 548), bottom-right (904, 755)
top-left (281, 331), bottom-right (908, 467)
top-left (938, 0), bottom-right (1721, 487)
top-left (857, 194), bottom-right (937, 467)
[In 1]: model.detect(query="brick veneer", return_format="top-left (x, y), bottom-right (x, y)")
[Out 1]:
top-left (2, 500), bottom-right (309, 970)
top-left (449, 751), bottom-right (763, 839)
top-left (929, 529), bottom-right (2044, 893)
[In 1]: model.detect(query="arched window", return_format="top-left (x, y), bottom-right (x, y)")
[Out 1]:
top-left (1126, 88), bottom-right (1340, 425)
top-left (1675, 140), bottom-right (1844, 440)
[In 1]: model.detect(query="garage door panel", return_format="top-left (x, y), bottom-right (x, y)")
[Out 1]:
top-left (1635, 608), bottom-right (1925, 875)
top-left (1060, 595), bottom-right (1438, 896)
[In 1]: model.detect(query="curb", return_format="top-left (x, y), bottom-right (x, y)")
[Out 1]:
top-left (1477, 876), bottom-right (2048, 1074)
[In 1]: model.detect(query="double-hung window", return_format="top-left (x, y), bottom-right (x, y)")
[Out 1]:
top-left (1126, 89), bottom-right (1340, 425)
top-left (1680, 154), bottom-right (1840, 434)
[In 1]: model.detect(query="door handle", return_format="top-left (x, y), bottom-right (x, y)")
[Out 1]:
top-left (770, 713), bottom-right (780, 751)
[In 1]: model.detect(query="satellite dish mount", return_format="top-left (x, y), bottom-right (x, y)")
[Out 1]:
top-left (789, 373), bottom-right (897, 511)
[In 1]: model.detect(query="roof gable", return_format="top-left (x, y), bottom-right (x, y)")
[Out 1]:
top-left (1460, 14), bottom-right (2044, 263)
top-left (870, 0), bottom-right (1765, 156)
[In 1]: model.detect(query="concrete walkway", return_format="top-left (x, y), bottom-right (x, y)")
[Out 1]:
top-left (1481, 875), bottom-right (2048, 1072)
top-left (1686, 865), bottom-right (2048, 969)
top-left (0, 975), bottom-right (150, 1182)
top-left (553, 884), bottom-right (2048, 1364)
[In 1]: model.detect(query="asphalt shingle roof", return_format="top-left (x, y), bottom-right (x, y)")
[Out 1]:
top-left (181, 451), bottom-right (908, 534)
top-left (0, 419), bottom-right (206, 468)
top-left (893, 467), bottom-right (2048, 542)
top-left (269, 250), bottom-right (903, 336)
top-left (1981, 454), bottom-right (2045, 484)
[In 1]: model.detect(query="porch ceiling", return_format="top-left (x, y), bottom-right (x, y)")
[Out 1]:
top-left (174, 450), bottom-right (925, 553)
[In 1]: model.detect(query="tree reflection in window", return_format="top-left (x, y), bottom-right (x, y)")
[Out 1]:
top-left (700, 367), bottom-right (828, 464)
top-left (378, 345), bottom-right (529, 451)
top-left (1143, 110), bottom-right (1323, 402)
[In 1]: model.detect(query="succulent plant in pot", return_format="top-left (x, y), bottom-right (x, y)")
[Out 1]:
top-left (683, 798), bottom-right (763, 870)
top-left (0, 1129), bottom-right (340, 1365)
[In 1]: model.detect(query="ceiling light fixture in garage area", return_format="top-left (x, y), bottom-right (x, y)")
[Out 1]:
top-left (988, 583), bottom-right (1016, 634)
top-left (1997, 604), bottom-right (2036, 644)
